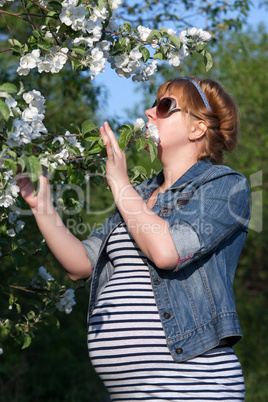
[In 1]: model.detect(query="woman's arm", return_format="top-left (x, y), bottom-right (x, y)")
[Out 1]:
top-left (17, 174), bottom-right (92, 281)
top-left (100, 122), bottom-right (179, 269)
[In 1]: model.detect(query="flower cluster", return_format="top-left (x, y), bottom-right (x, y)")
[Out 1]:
top-left (17, 48), bottom-right (69, 76)
top-left (39, 130), bottom-right (85, 170)
top-left (5, 89), bottom-right (47, 147)
top-left (0, 170), bottom-right (20, 208)
top-left (6, 211), bottom-right (25, 237)
top-left (9, 0), bottom-right (212, 81)
top-left (56, 289), bottom-right (76, 314)
top-left (168, 28), bottom-right (212, 67)
top-left (134, 118), bottom-right (160, 145)
top-left (110, 46), bottom-right (158, 82)
top-left (38, 267), bottom-right (76, 314)
top-left (38, 266), bottom-right (55, 282)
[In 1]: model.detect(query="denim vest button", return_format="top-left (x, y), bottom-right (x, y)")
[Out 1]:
top-left (154, 278), bottom-right (160, 285)
top-left (164, 312), bottom-right (171, 319)
top-left (176, 347), bottom-right (183, 354)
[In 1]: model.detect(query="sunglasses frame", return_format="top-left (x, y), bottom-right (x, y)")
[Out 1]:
top-left (152, 97), bottom-right (181, 118)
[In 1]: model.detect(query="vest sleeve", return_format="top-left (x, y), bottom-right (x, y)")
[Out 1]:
top-left (169, 172), bottom-right (251, 272)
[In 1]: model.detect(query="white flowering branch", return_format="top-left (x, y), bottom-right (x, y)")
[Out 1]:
top-left (0, 0), bottom-right (215, 351)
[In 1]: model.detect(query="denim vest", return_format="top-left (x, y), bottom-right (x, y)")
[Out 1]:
top-left (82, 159), bottom-right (251, 362)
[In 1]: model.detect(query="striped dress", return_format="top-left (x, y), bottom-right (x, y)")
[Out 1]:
top-left (88, 223), bottom-right (245, 401)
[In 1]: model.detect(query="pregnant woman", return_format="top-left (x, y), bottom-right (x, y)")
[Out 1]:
top-left (18, 77), bottom-right (250, 401)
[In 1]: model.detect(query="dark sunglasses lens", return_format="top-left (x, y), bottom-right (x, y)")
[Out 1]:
top-left (157, 98), bottom-right (173, 117)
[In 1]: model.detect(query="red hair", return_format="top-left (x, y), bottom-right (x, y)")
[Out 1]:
top-left (157, 77), bottom-right (240, 163)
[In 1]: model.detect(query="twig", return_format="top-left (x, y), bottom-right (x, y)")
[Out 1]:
top-left (0, 48), bottom-right (12, 53)
top-left (0, 10), bottom-right (28, 21)
top-left (28, 0), bottom-right (51, 13)
top-left (0, 282), bottom-right (49, 295)
top-left (41, 132), bottom-right (83, 137)
top-left (21, 0), bottom-right (37, 31)
top-left (1, 12), bottom-right (15, 46)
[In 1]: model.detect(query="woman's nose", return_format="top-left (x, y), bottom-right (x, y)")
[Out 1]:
top-left (145, 105), bottom-right (157, 120)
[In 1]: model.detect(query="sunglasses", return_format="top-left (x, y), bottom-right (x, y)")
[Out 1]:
top-left (152, 97), bottom-right (181, 118)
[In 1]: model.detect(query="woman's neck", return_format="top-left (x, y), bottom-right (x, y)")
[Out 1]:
top-left (161, 156), bottom-right (197, 190)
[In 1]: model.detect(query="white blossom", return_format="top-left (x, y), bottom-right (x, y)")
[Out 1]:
top-left (15, 220), bottom-right (25, 233)
top-left (146, 122), bottom-right (159, 145)
top-left (22, 106), bottom-right (41, 122)
top-left (59, 3), bottom-right (86, 30)
top-left (110, 0), bottom-right (122, 11)
top-left (91, 5), bottom-right (109, 22)
top-left (5, 97), bottom-right (20, 117)
top-left (16, 66), bottom-right (30, 76)
top-left (18, 49), bottom-right (41, 70)
top-left (187, 27), bottom-right (199, 37)
top-left (134, 118), bottom-right (145, 130)
top-left (0, 175), bottom-right (20, 207)
top-left (89, 48), bottom-right (106, 79)
top-left (38, 266), bottom-right (55, 281)
top-left (137, 25), bottom-right (152, 41)
top-left (65, 131), bottom-right (85, 154)
top-left (167, 28), bottom-right (176, 35)
top-left (56, 289), bottom-right (76, 314)
top-left (198, 29), bottom-right (212, 42)
top-left (129, 47), bottom-right (143, 61)
top-left (8, 211), bottom-right (20, 224)
top-left (7, 228), bottom-right (16, 237)
top-left (187, 27), bottom-right (212, 42)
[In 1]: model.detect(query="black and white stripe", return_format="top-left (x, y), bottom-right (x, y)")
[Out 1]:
top-left (88, 223), bottom-right (245, 401)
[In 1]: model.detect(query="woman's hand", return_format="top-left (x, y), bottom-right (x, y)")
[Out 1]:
top-left (16, 174), bottom-right (52, 212)
top-left (100, 121), bottom-right (130, 192)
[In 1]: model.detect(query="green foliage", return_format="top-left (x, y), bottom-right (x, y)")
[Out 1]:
top-left (0, 0), bottom-right (267, 400)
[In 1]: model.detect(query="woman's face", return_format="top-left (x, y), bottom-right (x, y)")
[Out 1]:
top-left (145, 91), bottom-right (192, 157)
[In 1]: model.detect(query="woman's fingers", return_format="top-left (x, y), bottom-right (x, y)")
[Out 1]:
top-left (101, 122), bottom-right (120, 150)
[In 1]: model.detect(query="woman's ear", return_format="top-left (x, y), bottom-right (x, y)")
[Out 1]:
top-left (189, 121), bottom-right (207, 141)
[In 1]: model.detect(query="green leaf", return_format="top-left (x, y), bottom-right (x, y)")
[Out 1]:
top-left (200, 49), bottom-right (213, 71)
top-left (159, 27), bottom-right (168, 35)
top-left (153, 51), bottom-right (164, 60)
top-left (70, 122), bottom-right (80, 133)
top-left (123, 22), bottom-right (132, 32)
top-left (146, 29), bottom-right (161, 41)
top-left (145, 139), bottom-right (158, 162)
top-left (22, 333), bottom-right (32, 349)
top-left (8, 149), bottom-right (17, 158)
top-left (71, 46), bottom-right (86, 57)
top-left (8, 38), bottom-right (23, 48)
top-left (0, 99), bottom-right (10, 121)
top-left (0, 83), bottom-right (17, 94)
top-left (71, 59), bottom-right (81, 71)
top-left (4, 158), bottom-right (17, 175)
top-left (169, 35), bottom-right (182, 48)
top-left (37, 42), bottom-right (51, 51)
top-left (135, 137), bottom-right (146, 152)
top-left (140, 47), bottom-right (150, 62)
top-left (88, 142), bottom-right (102, 154)
top-left (117, 125), bottom-right (133, 150)
top-left (93, 0), bottom-right (105, 10)
top-left (16, 304), bottom-right (21, 314)
top-left (32, 30), bottom-right (41, 39)
top-left (25, 155), bottom-right (43, 183)
top-left (0, 324), bottom-right (10, 341)
top-left (47, 1), bottom-right (62, 11)
top-left (82, 120), bottom-right (98, 135)
top-left (84, 133), bottom-right (100, 141)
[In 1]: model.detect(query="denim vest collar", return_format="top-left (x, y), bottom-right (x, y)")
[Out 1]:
top-left (136, 159), bottom-right (213, 197)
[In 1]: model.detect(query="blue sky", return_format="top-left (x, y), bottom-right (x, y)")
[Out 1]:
top-left (94, 3), bottom-right (267, 123)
